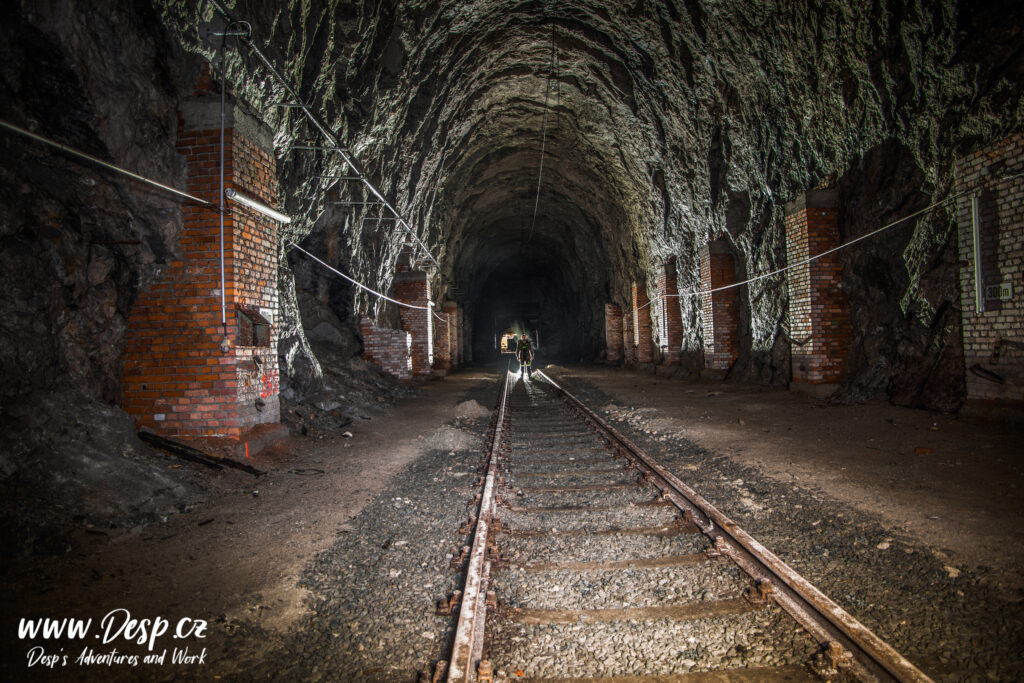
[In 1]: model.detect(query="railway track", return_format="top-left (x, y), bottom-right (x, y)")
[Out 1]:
top-left (436, 369), bottom-right (932, 683)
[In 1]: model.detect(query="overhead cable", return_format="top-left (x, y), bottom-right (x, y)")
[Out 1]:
top-left (289, 241), bottom-right (434, 312)
top-left (207, 0), bottom-right (440, 271)
top-left (526, 21), bottom-right (558, 244)
top-left (0, 119), bottom-right (215, 208)
top-left (636, 176), bottom-right (1021, 312)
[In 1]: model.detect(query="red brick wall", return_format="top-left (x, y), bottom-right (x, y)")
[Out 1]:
top-left (443, 301), bottom-right (459, 368)
top-left (785, 190), bottom-right (850, 385)
top-left (433, 311), bottom-right (451, 371)
top-left (457, 306), bottom-right (465, 366)
top-left (632, 281), bottom-right (654, 364)
top-left (605, 303), bottom-right (623, 363)
top-left (121, 98), bottom-right (280, 438)
top-left (621, 311), bottom-right (635, 366)
top-left (360, 316), bottom-right (412, 381)
top-left (700, 247), bottom-right (739, 371)
top-left (395, 271), bottom-right (433, 379)
top-left (956, 133), bottom-right (1024, 401)
top-left (657, 257), bottom-right (683, 365)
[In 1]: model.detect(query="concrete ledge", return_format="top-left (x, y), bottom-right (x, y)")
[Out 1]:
top-left (784, 189), bottom-right (839, 215)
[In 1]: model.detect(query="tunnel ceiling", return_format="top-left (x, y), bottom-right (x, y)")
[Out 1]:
top-left (151, 0), bottom-right (1021, 368)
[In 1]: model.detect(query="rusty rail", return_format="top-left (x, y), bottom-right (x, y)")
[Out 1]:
top-left (446, 367), bottom-right (513, 682)
top-left (534, 369), bottom-right (933, 683)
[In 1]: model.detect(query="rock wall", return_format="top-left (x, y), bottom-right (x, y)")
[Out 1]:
top-left (151, 0), bottom-right (1020, 402)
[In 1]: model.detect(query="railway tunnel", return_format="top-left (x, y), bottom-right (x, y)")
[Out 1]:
top-left (1, 0), bottom-right (1023, 680)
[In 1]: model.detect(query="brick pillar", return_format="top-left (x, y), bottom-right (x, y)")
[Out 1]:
top-left (700, 244), bottom-right (739, 374)
top-left (122, 92), bottom-right (280, 438)
top-left (605, 304), bottom-right (623, 363)
top-left (621, 311), bottom-right (635, 366)
top-left (433, 310), bottom-right (451, 374)
top-left (463, 312), bottom-right (473, 363)
top-left (360, 316), bottom-right (412, 381)
top-left (785, 190), bottom-right (850, 394)
top-left (657, 257), bottom-right (683, 365)
top-left (956, 133), bottom-right (1024, 401)
top-left (632, 281), bottom-right (654, 365)
top-left (395, 270), bottom-right (433, 379)
top-left (443, 301), bottom-right (459, 368)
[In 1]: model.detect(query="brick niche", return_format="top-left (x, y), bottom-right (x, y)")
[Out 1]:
top-left (604, 303), bottom-right (623, 363)
top-left (360, 316), bottom-right (412, 381)
top-left (395, 268), bottom-right (433, 380)
top-left (433, 309), bottom-right (451, 375)
top-left (443, 301), bottom-right (460, 369)
top-left (632, 281), bottom-right (654, 365)
top-left (657, 257), bottom-right (683, 365)
top-left (784, 189), bottom-right (851, 394)
top-left (700, 243), bottom-right (739, 374)
top-left (956, 132), bottom-right (1024, 402)
top-left (122, 95), bottom-right (281, 437)
top-left (621, 310), bottom-right (635, 367)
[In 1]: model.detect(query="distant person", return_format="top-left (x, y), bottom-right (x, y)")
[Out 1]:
top-left (516, 333), bottom-right (534, 378)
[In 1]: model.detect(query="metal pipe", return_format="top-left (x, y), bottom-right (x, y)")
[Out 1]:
top-left (218, 36), bottom-right (228, 330)
top-left (971, 193), bottom-right (984, 315)
top-left (0, 119), bottom-right (213, 208)
top-left (225, 188), bottom-right (291, 224)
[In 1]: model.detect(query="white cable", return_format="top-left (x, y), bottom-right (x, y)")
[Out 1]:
top-left (209, 1), bottom-right (441, 271)
top-left (635, 185), bottom-right (997, 312)
top-left (0, 119), bottom-right (215, 208)
top-left (289, 241), bottom-right (432, 311)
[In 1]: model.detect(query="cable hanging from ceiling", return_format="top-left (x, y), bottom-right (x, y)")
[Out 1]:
top-left (207, 0), bottom-right (441, 273)
top-left (636, 173), bottom-right (1024, 312)
top-left (525, 14), bottom-right (559, 247)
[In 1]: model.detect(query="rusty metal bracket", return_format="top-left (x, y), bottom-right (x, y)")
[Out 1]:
top-left (704, 536), bottom-right (731, 560)
top-left (485, 543), bottom-right (510, 569)
top-left (477, 659), bottom-right (494, 683)
top-left (459, 517), bottom-right (476, 535)
top-left (450, 546), bottom-right (470, 570)
top-left (813, 640), bottom-right (854, 678)
top-left (435, 590), bottom-right (462, 616)
top-left (744, 578), bottom-right (775, 608)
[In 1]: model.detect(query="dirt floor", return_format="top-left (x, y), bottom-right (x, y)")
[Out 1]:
top-left (3, 363), bottom-right (1023, 680)
top-left (0, 369), bottom-right (496, 680)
